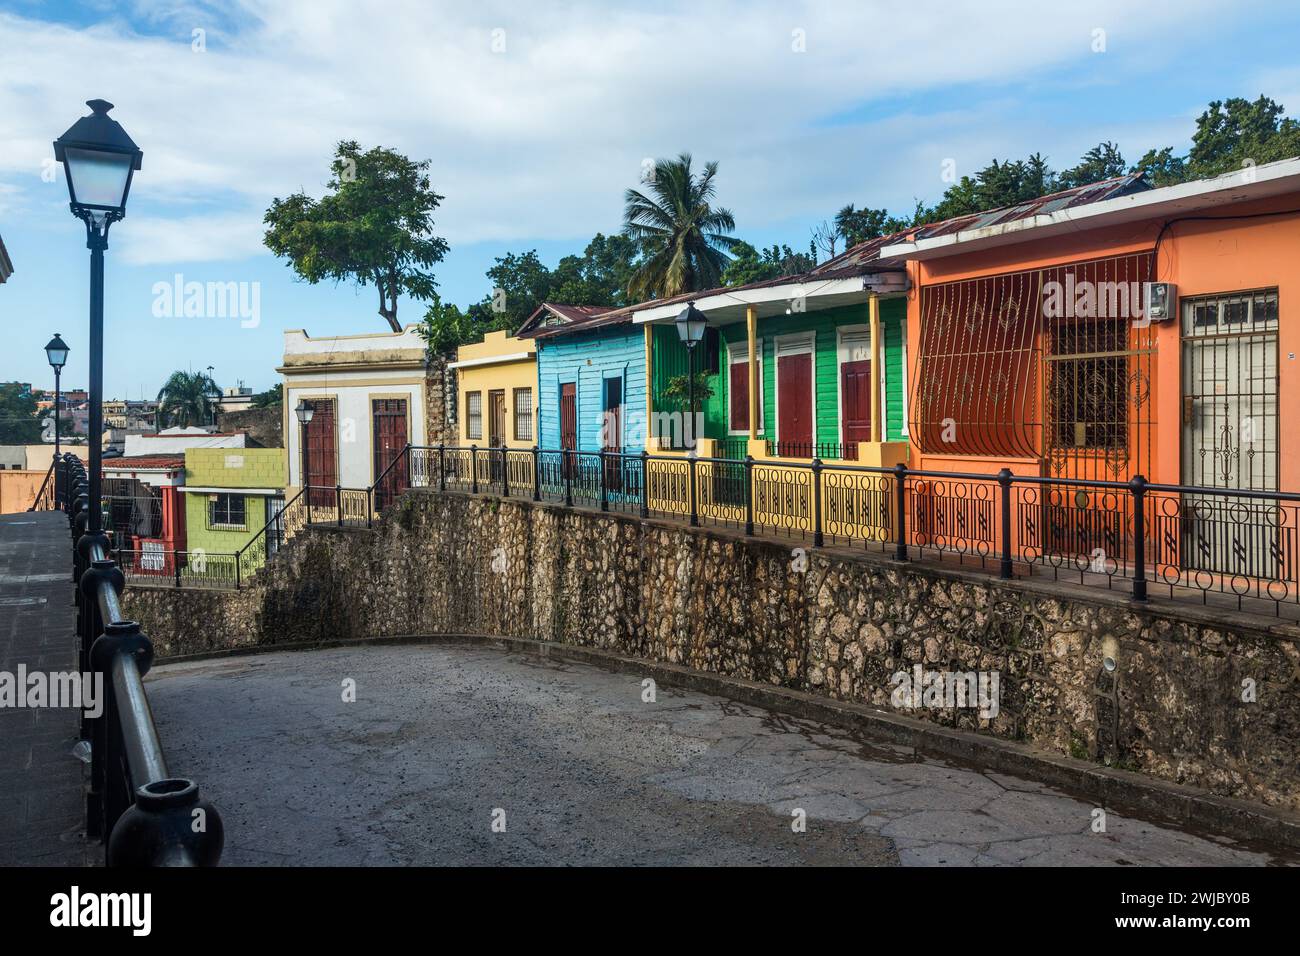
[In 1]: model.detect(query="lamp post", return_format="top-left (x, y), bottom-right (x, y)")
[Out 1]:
top-left (54, 100), bottom-right (142, 535)
top-left (675, 302), bottom-right (707, 448)
top-left (295, 399), bottom-right (314, 505)
top-left (45, 333), bottom-right (69, 463)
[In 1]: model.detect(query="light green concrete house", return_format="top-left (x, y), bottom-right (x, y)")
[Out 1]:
top-left (182, 447), bottom-right (286, 565)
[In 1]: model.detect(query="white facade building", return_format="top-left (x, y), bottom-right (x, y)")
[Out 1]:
top-left (280, 326), bottom-right (427, 491)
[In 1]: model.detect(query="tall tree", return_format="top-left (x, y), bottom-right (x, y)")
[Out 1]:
top-left (1057, 142), bottom-right (1126, 190)
top-left (0, 383), bottom-right (42, 443)
top-left (723, 242), bottom-right (815, 286)
top-left (156, 371), bottom-right (220, 429)
top-left (264, 141), bottom-right (449, 332)
top-left (623, 153), bottom-right (741, 299)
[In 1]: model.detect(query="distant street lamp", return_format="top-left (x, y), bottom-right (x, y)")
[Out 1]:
top-left (54, 100), bottom-right (142, 535)
top-left (45, 333), bottom-right (69, 502)
top-left (675, 302), bottom-right (707, 448)
top-left (295, 399), bottom-right (315, 500)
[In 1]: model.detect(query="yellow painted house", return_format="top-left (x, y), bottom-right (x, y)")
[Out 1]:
top-left (450, 331), bottom-right (537, 448)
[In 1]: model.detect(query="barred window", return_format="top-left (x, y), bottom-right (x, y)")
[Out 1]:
top-left (208, 493), bottom-right (246, 530)
top-left (513, 387), bottom-right (533, 442)
top-left (466, 391), bottom-right (482, 440)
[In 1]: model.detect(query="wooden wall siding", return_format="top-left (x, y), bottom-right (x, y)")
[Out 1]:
top-left (647, 300), bottom-right (908, 450)
top-left (537, 325), bottom-right (646, 453)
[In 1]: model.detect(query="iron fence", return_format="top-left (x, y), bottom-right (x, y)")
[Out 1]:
top-left (116, 441), bottom-right (1300, 620)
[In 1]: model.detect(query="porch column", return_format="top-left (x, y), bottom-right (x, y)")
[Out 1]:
top-left (644, 324), bottom-right (654, 450)
top-left (869, 294), bottom-right (881, 442)
top-left (746, 305), bottom-right (758, 440)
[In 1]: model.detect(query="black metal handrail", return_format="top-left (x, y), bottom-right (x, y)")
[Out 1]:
top-left (27, 456), bottom-right (57, 511)
top-left (58, 453), bottom-right (224, 866)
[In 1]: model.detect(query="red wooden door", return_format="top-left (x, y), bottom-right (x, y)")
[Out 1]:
top-left (840, 358), bottom-right (872, 448)
top-left (304, 399), bottom-right (337, 507)
top-left (777, 353), bottom-right (813, 449)
top-left (560, 383), bottom-right (577, 478)
top-left (372, 398), bottom-right (408, 512)
top-left (729, 362), bottom-right (749, 432)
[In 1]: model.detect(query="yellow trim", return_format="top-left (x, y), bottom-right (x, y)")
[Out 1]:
top-left (746, 305), bottom-right (758, 441)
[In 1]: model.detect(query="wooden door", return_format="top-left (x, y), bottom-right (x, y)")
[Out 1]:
top-left (777, 353), bottom-right (813, 451)
top-left (729, 362), bottom-right (749, 432)
top-left (303, 399), bottom-right (336, 507)
top-left (841, 358), bottom-right (872, 448)
top-left (560, 383), bottom-right (577, 478)
top-left (372, 398), bottom-right (408, 512)
top-left (602, 377), bottom-right (623, 492)
top-left (488, 390), bottom-right (506, 447)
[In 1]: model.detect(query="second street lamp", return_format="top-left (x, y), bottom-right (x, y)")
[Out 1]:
top-left (45, 333), bottom-right (69, 505)
top-left (675, 302), bottom-right (707, 448)
top-left (54, 100), bottom-right (142, 536)
top-left (295, 400), bottom-right (315, 511)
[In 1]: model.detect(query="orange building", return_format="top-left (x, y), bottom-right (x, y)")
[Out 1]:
top-left (883, 158), bottom-right (1300, 495)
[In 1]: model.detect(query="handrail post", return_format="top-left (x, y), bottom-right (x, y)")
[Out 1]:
top-left (688, 451), bottom-right (699, 527)
top-left (564, 450), bottom-right (573, 507)
top-left (744, 455), bottom-right (755, 536)
top-left (893, 463), bottom-right (909, 562)
top-left (306, 485), bottom-right (313, 526)
top-left (639, 450), bottom-right (649, 518)
top-left (599, 449), bottom-right (608, 512)
top-left (471, 445), bottom-right (479, 494)
top-left (1130, 474), bottom-right (1148, 601)
top-left (438, 443), bottom-right (446, 492)
top-left (532, 446), bottom-right (541, 501)
top-left (173, 549), bottom-right (181, 588)
top-left (501, 446), bottom-right (510, 498)
top-left (811, 458), bottom-right (824, 547)
top-left (235, 552), bottom-right (241, 590)
top-left (997, 468), bottom-right (1013, 579)
top-left (335, 484), bottom-right (342, 526)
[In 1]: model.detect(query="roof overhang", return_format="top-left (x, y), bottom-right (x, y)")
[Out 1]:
top-left (631, 272), bottom-right (909, 325)
top-left (0, 235), bottom-right (12, 283)
top-left (181, 485), bottom-right (282, 495)
top-left (882, 157), bottom-right (1300, 262)
top-left (448, 351), bottom-right (534, 370)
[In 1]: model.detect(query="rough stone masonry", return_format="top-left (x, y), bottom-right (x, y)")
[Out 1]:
top-left (122, 489), bottom-right (1300, 811)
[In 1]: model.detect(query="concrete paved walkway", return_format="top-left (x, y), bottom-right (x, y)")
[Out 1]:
top-left (146, 641), bottom-right (1290, 866)
top-left (0, 510), bottom-right (91, 866)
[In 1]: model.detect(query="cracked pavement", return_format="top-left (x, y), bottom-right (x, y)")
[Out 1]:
top-left (145, 641), bottom-right (1290, 866)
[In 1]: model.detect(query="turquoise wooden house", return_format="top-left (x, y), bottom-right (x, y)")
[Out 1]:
top-left (516, 303), bottom-right (647, 459)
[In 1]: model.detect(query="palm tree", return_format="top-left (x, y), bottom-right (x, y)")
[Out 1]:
top-left (623, 153), bottom-right (741, 300)
top-left (156, 370), bottom-right (221, 428)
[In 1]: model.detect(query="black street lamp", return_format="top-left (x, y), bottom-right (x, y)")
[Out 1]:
top-left (675, 302), bottom-right (707, 448)
top-left (54, 100), bottom-right (142, 535)
top-left (295, 399), bottom-right (314, 502)
top-left (45, 333), bottom-right (69, 505)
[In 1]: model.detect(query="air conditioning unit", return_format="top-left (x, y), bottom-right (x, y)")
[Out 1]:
top-left (1144, 282), bottom-right (1176, 322)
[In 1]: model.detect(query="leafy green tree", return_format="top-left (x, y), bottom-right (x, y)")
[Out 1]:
top-left (549, 233), bottom-right (640, 307)
top-left (156, 371), bottom-right (220, 428)
top-left (1132, 96), bottom-right (1300, 186)
top-left (264, 141), bottom-right (449, 332)
top-left (0, 383), bottom-right (42, 443)
top-left (722, 242), bottom-right (814, 286)
top-left (416, 294), bottom-right (479, 355)
top-left (251, 383), bottom-right (282, 409)
top-left (1056, 142), bottom-right (1126, 189)
top-left (1131, 146), bottom-right (1187, 187)
top-left (624, 153), bottom-right (741, 299)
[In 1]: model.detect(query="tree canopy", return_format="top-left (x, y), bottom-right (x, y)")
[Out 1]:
top-left (156, 370), bottom-right (220, 429)
top-left (264, 141), bottom-right (449, 332)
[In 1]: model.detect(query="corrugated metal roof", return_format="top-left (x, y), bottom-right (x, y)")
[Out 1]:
top-left (102, 455), bottom-right (184, 471)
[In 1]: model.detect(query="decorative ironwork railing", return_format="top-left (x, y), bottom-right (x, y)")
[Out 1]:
top-left (118, 443), bottom-right (1300, 621)
top-left (765, 439), bottom-right (859, 461)
top-left (55, 453), bottom-right (224, 866)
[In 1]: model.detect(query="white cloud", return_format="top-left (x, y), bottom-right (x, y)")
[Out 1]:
top-left (116, 211), bottom-right (266, 265)
top-left (0, 0), bottom-right (1245, 255)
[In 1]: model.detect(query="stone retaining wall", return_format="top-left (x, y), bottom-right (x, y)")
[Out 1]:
top-left (123, 489), bottom-right (1300, 811)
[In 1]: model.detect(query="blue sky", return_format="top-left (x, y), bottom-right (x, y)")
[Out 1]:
top-left (2, 0), bottom-right (1299, 398)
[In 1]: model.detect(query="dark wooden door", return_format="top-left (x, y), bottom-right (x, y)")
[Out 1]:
top-left (777, 353), bottom-right (813, 449)
top-left (729, 362), bottom-right (749, 432)
top-left (602, 377), bottom-right (623, 491)
top-left (840, 358), bottom-right (872, 447)
top-left (560, 383), bottom-right (577, 478)
top-left (372, 398), bottom-right (408, 512)
top-left (304, 399), bottom-right (337, 507)
top-left (488, 390), bottom-right (506, 447)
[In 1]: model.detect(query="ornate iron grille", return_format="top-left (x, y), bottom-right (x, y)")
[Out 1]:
top-left (913, 251), bottom-right (1155, 483)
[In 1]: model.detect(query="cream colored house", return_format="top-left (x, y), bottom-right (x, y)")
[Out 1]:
top-left (279, 326), bottom-right (428, 493)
